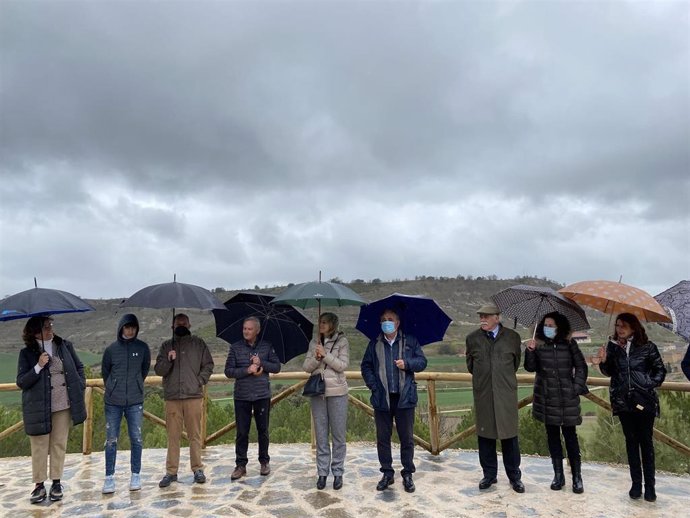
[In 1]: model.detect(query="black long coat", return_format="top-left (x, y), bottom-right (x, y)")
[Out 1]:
top-left (16, 335), bottom-right (87, 436)
top-left (599, 340), bottom-right (666, 417)
top-left (524, 338), bottom-right (588, 426)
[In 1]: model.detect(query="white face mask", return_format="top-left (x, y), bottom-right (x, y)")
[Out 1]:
top-left (543, 326), bottom-right (557, 339)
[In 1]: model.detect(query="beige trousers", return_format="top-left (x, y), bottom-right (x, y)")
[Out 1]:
top-left (165, 398), bottom-right (203, 474)
top-left (29, 409), bottom-right (71, 483)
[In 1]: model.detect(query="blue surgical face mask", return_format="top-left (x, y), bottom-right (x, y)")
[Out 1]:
top-left (381, 321), bottom-right (396, 334)
top-left (543, 326), bottom-right (557, 339)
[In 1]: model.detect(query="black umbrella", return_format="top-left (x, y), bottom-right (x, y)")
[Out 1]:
top-left (491, 284), bottom-right (590, 334)
top-left (121, 277), bottom-right (225, 311)
top-left (213, 292), bottom-right (313, 363)
top-left (0, 278), bottom-right (95, 322)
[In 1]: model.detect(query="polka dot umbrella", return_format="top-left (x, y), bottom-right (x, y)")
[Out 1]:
top-left (559, 280), bottom-right (671, 323)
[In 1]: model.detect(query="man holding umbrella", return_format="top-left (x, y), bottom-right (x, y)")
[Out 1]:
top-left (360, 308), bottom-right (427, 493)
top-left (465, 304), bottom-right (524, 493)
top-left (225, 316), bottom-right (281, 480)
top-left (154, 313), bottom-right (214, 488)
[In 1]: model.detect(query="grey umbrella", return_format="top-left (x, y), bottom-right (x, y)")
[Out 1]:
top-left (491, 284), bottom-right (590, 332)
top-left (655, 280), bottom-right (690, 341)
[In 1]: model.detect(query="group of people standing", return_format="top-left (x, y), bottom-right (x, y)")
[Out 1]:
top-left (15, 303), bottom-right (673, 504)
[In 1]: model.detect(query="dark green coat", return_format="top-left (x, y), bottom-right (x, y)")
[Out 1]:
top-left (465, 325), bottom-right (521, 439)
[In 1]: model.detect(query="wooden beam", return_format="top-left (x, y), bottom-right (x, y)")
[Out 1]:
top-left (82, 387), bottom-right (93, 455)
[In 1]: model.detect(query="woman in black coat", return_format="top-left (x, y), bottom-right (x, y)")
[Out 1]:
top-left (16, 316), bottom-right (86, 504)
top-left (595, 312), bottom-right (666, 502)
top-left (524, 312), bottom-right (588, 493)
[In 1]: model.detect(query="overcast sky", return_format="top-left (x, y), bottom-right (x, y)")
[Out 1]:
top-left (1, 0), bottom-right (688, 301)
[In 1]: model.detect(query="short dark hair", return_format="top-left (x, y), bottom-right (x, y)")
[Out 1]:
top-left (380, 308), bottom-right (400, 320)
top-left (614, 312), bottom-right (648, 345)
top-left (173, 313), bottom-right (190, 325)
top-left (535, 311), bottom-right (571, 342)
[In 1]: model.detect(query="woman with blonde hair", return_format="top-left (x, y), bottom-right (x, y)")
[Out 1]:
top-left (303, 312), bottom-right (349, 490)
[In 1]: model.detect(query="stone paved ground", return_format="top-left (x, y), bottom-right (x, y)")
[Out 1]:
top-left (0, 444), bottom-right (688, 518)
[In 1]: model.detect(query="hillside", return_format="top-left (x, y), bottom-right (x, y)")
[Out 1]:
top-left (0, 275), bottom-right (683, 366)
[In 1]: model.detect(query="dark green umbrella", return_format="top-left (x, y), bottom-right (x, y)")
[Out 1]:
top-left (271, 273), bottom-right (366, 316)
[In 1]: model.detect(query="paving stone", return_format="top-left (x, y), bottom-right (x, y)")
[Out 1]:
top-left (1, 444), bottom-right (689, 517)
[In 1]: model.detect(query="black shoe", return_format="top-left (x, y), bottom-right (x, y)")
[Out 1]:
top-left (550, 458), bottom-right (565, 490)
top-left (49, 482), bottom-right (63, 501)
top-left (316, 476), bottom-right (327, 490)
top-left (644, 486), bottom-right (656, 502)
top-left (333, 476), bottom-right (343, 490)
top-left (402, 474), bottom-right (415, 493)
top-left (376, 475), bottom-right (394, 491)
top-left (30, 484), bottom-right (46, 504)
top-left (159, 474), bottom-right (177, 488)
top-left (478, 477), bottom-right (497, 490)
top-left (193, 470), bottom-right (206, 484)
top-left (511, 479), bottom-right (525, 493)
top-left (629, 482), bottom-right (642, 500)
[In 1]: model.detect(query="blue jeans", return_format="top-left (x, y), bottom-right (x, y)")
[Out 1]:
top-left (105, 403), bottom-right (144, 476)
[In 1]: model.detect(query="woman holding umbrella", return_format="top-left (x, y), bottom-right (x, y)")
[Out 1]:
top-left (524, 312), bottom-right (588, 494)
top-left (302, 312), bottom-right (350, 490)
top-left (594, 313), bottom-right (667, 502)
top-left (16, 316), bottom-right (86, 504)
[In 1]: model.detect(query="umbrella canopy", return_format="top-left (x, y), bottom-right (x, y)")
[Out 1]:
top-left (0, 286), bottom-right (95, 322)
top-left (491, 285), bottom-right (590, 332)
top-left (120, 280), bottom-right (225, 311)
top-left (655, 280), bottom-right (690, 341)
top-left (271, 280), bottom-right (366, 311)
top-left (356, 293), bottom-right (452, 346)
top-left (213, 292), bottom-right (314, 363)
top-left (559, 280), bottom-right (671, 323)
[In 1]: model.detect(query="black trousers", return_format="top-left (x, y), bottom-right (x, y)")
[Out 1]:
top-left (234, 398), bottom-right (271, 467)
top-left (477, 435), bottom-right (521, 482)
top-left (619, 412), bottom-right (656, 486)
top-left (374, 393), bottom-right (416, 476)
top-left (545, 424), bottom-right (581, 460)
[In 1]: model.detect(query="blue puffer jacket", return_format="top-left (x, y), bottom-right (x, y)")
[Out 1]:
top-left (101, 314), bottom-right (151, 406)
top-left (360, 332), bottom-right (427, 412)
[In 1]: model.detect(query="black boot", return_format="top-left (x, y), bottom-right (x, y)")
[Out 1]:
top-left (550, 458), bottom-right (565, 490)
top-left (642, 442), bottom-right (656, 502)
top-left (569, 456), bottom-right (584, 494)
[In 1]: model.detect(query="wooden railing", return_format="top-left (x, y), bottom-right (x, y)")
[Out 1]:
top-left (2, 372), bottom-right (689, 458)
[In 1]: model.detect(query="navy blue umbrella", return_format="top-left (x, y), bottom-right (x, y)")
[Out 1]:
top-left (0, 280), bottom-right (95, 322)
top-left (213, 292), bottom-right (314, 363)
top-left (356, 293), bottom-right (452, 346)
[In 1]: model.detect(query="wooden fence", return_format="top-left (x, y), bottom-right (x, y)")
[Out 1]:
top-left (1, 372), bottom-right (689, 458)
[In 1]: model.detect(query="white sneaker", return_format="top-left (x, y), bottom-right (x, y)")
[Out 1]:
top-left (102, 475), bottom-right (115, 494)
top-left (129, 473), bottom-right (141, 491)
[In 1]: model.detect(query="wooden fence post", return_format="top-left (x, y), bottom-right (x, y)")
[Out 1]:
top-left (82, 386), bottom-right (93, 455)
top-left (201, 384), bottom-right (208, 449)
top-left (428, 380), bottom-right (440, 455)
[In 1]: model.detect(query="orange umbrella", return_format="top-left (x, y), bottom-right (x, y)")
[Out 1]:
top-left (559, 280), bottom-right (671, 323)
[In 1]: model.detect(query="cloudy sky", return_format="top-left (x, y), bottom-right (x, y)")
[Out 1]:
top-left (1, 0), bottom-right (688, 300)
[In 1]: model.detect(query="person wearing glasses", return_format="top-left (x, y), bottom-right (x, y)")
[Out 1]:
top-left (16, 316), bottom-right (86, 504)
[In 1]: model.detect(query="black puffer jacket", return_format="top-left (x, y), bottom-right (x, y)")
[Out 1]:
top-left (524, 338), bottom-right (589, 426)
top-left (16, 335), bottom-right (87, 435)
top-left (599, 340), bottom-right (666, 416)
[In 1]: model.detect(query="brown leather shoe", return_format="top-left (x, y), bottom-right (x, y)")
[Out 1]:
top-left (231, 466), bottom-right (246, 480)
top-left (260, 462), bottom-right (271, 476)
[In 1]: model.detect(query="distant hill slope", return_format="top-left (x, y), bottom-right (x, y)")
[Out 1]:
top-left (0, 276), bottom-right (681, 360)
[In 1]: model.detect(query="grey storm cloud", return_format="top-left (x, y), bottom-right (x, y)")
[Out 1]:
top-left (0, 0), bottom-right (688, 299)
